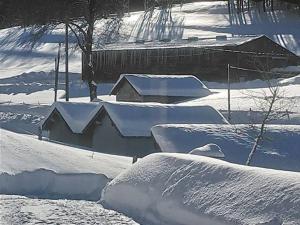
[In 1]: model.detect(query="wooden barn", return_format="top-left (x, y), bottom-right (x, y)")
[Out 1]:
top-left (82, 35), bottom-right (299, 82)
top-left (110, 74), bottom-right (211, 103)
top-left (41, 101), bottom-right (228, 157)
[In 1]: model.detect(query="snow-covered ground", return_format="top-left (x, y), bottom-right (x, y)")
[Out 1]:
top-left (102, 153), bottom-right (300, 225)
top-left (0, 195), bottom-right (138, 225)
top-left (0, 129), bottom-right (132, 200)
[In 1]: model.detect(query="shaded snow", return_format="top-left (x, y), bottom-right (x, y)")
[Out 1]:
top-left (102, 153), bottom-right (300, 225)
top-left (151, 124), bottom-right (300, 172)
top-left (111, 74), bottom-right (211, 98)
top-left (0, 1), bottom-right (299, 79)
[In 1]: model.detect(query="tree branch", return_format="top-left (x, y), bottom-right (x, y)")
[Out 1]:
top-left (68, 24), bottom-right (86, 53)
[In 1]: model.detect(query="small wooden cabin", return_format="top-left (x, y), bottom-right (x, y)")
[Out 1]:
top-left (110, 74), bottom-right (211, 103)
top-left (40, 102), bottom-right (101, 147)
top-left (41, 101), bottom-right (229, 157)
top-left (82, 35), bottom-right (299, 82)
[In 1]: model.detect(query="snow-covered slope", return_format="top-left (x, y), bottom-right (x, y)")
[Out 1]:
top-left (0, 1), bottom-right (299, 79)
top-left (0, 129), bottom-right (132, 200)
top-left (151, 124), bottom-right (300, 172)
top-left (102, 153), bottom-right (300, 225)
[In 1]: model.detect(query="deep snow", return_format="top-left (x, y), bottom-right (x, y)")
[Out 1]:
top-left (151, 124), bottom-right (300, 172)
top-left (0, 1), bottom-right (299, 223)
top-left (102, 153), bottom-right (300, 225)
top-left (0, 129), bottom-right (132, 200)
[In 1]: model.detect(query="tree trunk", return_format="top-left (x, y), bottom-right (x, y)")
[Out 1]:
top-left (246, 88), bottom-right (277, 166)
top-left (85, 0), bottom-right (97, 101)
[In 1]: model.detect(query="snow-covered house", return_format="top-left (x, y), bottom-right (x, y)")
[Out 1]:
top-left (41, 102), bottom-right (228, 157)
top-left (83, 35), bottom-right (299, 82)
top-left (88, 102), bottom-right (228, 157)
top-left (41, 102), bottom-right (102, 147)
top-left (110, 74), bottom-right (211, 103)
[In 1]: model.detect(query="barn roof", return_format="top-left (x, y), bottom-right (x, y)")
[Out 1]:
top-left (110, 74), bottom-right (211, 97)
top-left (103, 102), bottom-right (228, 137)
top-left (94, 35), bottom-right (262, 51)
top-left (41, 102), bottom-right (102, 134)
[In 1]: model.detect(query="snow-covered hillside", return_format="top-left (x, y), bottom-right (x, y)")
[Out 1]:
top-left (0, 1), bottom-right (299, 78)
top-left (0, 129), bottom-right (132, 200)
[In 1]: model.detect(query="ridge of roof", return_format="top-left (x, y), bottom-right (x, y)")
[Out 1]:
top-left (110, 74), bottom-right (211, 97)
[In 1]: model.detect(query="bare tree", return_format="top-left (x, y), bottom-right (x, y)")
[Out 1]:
top-left (66, 0), bottom-right (128, 101)
top-left (245, 74), bottom-right (295, 166)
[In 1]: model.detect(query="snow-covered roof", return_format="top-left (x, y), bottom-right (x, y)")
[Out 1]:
top-left (103, 102), bottom-right (228, 137)
top-left (110, 74), bottom-right (211, 98)
top-left (41, 101), bottom-right (227, 137)
top-left (41, 102), bottom-right (102, 134)
top-left (95, 36), bottom-right (263, 51)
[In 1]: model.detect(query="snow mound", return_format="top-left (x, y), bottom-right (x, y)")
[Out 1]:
top-left (111, 74), bottom-right (211, 98)
top-left (189, 143), bottom-right (224, 158)
top-left (102, 153), bottom-right (300, 225)
top-left (151, 124), bottom-right (300, 172)
top-left (0, 129), bottom-right (132, 200)
top-left (279, 74), bottom-right (300, 85)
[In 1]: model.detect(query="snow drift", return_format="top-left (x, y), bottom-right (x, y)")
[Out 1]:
top-left (0, 129), bottom-right (132, 200)
top-left (101, 153), bottom-right (300, 225)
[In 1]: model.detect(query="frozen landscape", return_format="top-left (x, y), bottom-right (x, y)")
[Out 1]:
top-left (1, 0), bottom-right (300, 225)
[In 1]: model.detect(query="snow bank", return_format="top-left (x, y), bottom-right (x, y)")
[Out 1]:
top-left (189, 143), bottom-right (224, 158)
top-left (151, 124), bottom-right (300, 172)
top-left (0, 169), bottom-right (109, 201)
top-left (0, 129), bottom-right (132, 200)
top-left (102, 153), bottom-right (300, 225)
top-left (110, 74), bottom-right (211, 98)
